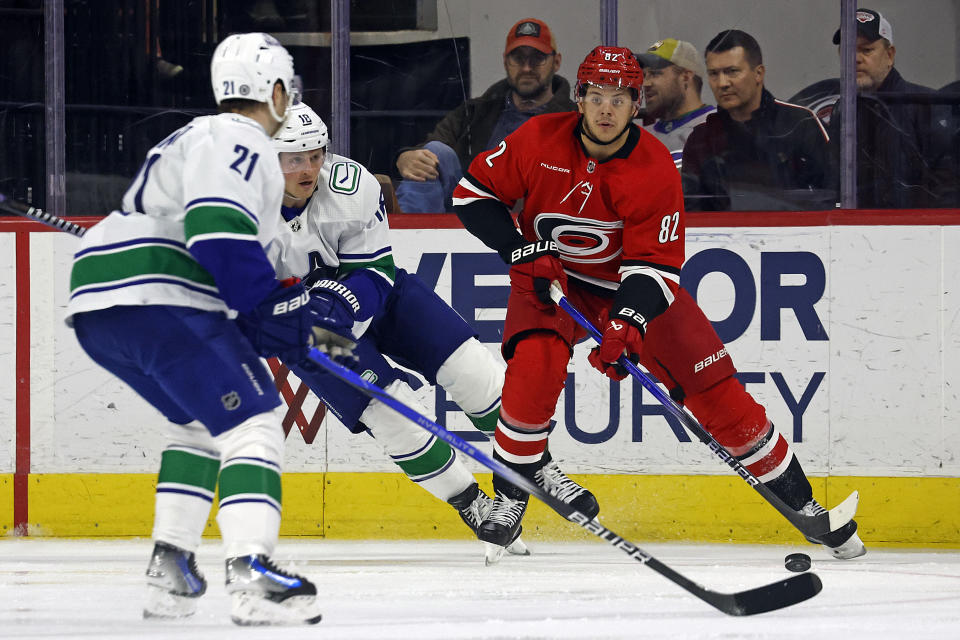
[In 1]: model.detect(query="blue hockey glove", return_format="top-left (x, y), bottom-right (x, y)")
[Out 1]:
top-left (308, 279), bottom-right (372, 341)
top-left (235, 280), bottom-right (315, 364)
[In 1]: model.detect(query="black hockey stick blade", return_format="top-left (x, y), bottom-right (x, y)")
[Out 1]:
top-left (702, 570), bottom-right (823, 616)
top-left (0, 192), bottom-right (87, 237)
top-left (645, 555), bottom-right (822, 616)
top-left (548, 283), bottom-right (858, 540)
top-left (306, 348), bottom-right (823, 615)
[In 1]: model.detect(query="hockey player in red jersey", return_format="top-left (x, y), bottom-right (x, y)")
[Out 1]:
top-left (453, 45), bottom-right (865, 563)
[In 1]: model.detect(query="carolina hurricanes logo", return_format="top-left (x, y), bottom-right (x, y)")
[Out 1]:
top-left (533, 213), bottom-right (623, 264)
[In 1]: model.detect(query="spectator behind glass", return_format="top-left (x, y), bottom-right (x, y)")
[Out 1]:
top-left (827, 9), bottom-right (951, 208)
top-left (393, 18), bottom-right (576, 213)
top-left (680, 29), bottom-right (832, 212)
top-left (635, 38), bottom-right (715, 171)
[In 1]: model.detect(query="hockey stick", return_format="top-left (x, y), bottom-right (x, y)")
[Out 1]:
top-left (306, 348), bottom-right (822, 616)
top-left (0, 192), bottom-right (88, 237)
top-left (547, 283), bottom-right (858, 540)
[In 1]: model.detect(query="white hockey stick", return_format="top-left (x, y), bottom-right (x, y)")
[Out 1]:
top-left (548, 283), bottom-right (858, 540)
top-left (306, 348), bottom-right (822, 616)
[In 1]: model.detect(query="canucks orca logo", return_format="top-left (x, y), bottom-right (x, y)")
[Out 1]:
top-left (533, 213), bottom-right (623, 264)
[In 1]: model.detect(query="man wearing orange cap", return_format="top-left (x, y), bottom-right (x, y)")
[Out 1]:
top-left (393, 18), bottom-right (576, 213)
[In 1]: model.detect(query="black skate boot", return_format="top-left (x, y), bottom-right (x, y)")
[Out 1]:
top-left (478, 487), bottom-right (529, 566)
top-left (801, 499), bottom-right (867, 559)
top-left (224, 554), bottom-right (322, 625)
top-left (448, 482), bottom-right (529, 556)
top-left (534, 450), bottom-right (600, 520)
top-left (143, 541), bottom-right (207, 619)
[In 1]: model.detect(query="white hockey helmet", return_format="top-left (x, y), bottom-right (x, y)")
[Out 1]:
top-left (273, 103), bottom-right (329, 152)
top-left (210, 32), bottom-right (296, 123)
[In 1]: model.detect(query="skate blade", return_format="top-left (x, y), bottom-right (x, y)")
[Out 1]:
top-left (506, 537), bottom-right (531, 556)
top-left (230, 592), bottom-right (322, 626)
top-left (143, 585), bottom-right (198, 619)
top-left (483, 542), bottom-right (506, 566)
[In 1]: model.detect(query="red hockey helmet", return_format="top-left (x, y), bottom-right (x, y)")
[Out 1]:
top-left (576, 46), bottom-right (643, 99)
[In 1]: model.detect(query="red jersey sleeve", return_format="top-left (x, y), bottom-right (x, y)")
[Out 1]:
top-left (616, 143), bottom-right (686, 306)
top-left (452, 122), bottom-right (534, 210)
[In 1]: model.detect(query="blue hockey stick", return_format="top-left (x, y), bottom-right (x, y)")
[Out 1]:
top-left (306, 347), bottom-right (821, 616)
top-left (547, 283), bottom-right (858, 539)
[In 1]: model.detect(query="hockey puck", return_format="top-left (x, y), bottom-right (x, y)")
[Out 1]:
top-left (784, 552), bottom-right (812, 572)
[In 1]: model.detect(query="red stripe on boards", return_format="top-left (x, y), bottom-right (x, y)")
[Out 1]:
top-left (14, 231), bottom-right (31, 534)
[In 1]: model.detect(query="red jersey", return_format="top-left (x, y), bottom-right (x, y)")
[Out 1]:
top-left (453, 112), bottom-right (684, 299)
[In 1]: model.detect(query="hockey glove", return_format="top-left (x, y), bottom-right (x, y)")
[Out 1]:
top-left (588, 307), bottom-right (647, 381)
top-left (504, 240), bottom-right (568, 310)
top-left (307, 279), bottom-right (369, 352)
top-left (236, 280), bottom-right (314, 364)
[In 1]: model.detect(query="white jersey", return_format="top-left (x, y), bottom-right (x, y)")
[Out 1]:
top-left (276, 153), bottom-right (394, 287)
top-left (639, 104), bottom-right (715, 170)
top-left (66, 113), bottom-right (289, 323)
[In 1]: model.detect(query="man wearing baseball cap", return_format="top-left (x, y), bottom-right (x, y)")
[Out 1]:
top-left (635, 38), bottom-right (715, 170)
top-left (828, 8), bottom-right (947, 207)
top-left (393, 18), bottom-right (575, 213)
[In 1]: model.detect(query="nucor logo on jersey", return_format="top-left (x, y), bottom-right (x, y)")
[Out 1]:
top-left (539, 162), bottom-right (570, 174)
top-left (533, 214), bottom-right (623, 264)
top-left (694, 347), bottom-right (728, 373)
top-left (272, 291), bottom-right (310, 315)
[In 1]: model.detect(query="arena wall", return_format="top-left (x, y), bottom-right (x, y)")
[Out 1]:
top-left (1, 213), bottom-right (958, 546)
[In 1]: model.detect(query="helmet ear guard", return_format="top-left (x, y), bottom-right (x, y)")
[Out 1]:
top-left (575, 46), bottom-right (643, 101)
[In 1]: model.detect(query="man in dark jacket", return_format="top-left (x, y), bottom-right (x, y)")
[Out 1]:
top-left (828, 8), bottom-right (950, 208)
top-left (681, 30), bottom-right (832, 212)
top-left (394, 18), bottom-right (576, 213)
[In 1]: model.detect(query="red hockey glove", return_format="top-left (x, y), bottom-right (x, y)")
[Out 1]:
top-left (505, 239), bottom-right (568, 310)
top-left (588, 308), bottom-right (647, 381)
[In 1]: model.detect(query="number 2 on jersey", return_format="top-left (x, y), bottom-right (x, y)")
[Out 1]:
top-left (485, 140), bottom-right (507, 167)
top-left (658, 211), bottom-right (680, 243)
top-left (230, 144), bottom-right (260, 181)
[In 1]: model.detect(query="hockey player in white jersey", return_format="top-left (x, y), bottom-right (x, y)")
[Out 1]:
top-left (65, 34), bottom-right (346, 625)
top-left (271, 103), bottom-right (595, 562)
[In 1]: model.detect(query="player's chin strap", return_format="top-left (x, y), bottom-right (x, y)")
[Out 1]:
top-left (305, 347), bottom-right (823, 617)
top-left (546, 282), bottom-right (859, 540)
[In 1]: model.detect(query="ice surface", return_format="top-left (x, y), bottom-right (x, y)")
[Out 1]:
top-left (1, 538), bottom-right (958, 639)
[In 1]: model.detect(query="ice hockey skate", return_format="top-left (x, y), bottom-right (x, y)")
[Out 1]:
top-left (448, 482), bottom-right (529, 557)
top-left (534, 457), bottom-right (600, 520)
top-left (478, 491), bottom-right (529, 566)
top-left (224, 554), bottom-right (322, 625)
top-left (801, 499), bottom-right (867, 559)
top-left (143, 541), bottom-right (207, 619)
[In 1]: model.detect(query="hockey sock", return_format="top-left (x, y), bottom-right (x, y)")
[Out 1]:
top-left (491, 449), bottom-right (537, 501)
top-left (360, 379), bottom-right (475, 502)
top-left (214, 410), bottom-right (284, 558)
top-left (491, 413), bottom-right (550, 500)
top-left (685, 378), bottom-right (813, 510)
top-left (761, 456), bottom-right (813, 511)
top-left (684, 376), bottom-right (769, 452)
top-left (435, 338), bottom-right (505, 436)
top-left (152, 422), bottom-right (219, 552)
top-left (466, 403), bottom-right (499, 435)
